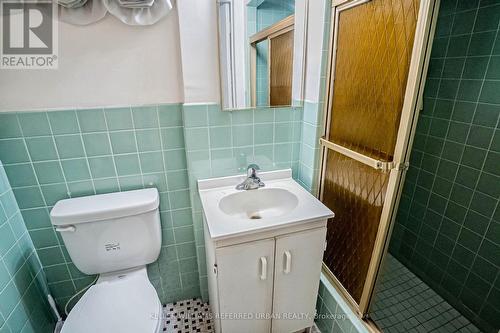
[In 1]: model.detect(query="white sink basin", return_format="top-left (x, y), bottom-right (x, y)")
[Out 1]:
top-left (198, 169), bottom-right (334, 240)
top-left (219, 188), bottom-right (298, 220)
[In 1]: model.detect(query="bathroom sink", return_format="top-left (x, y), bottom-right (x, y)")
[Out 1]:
top-left (218, 188), bottom-right (298, 220)
top-left (198, 169), bottom-right (334, 240)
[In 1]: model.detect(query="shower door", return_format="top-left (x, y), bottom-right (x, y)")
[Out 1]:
top-left (319, 0), bottom-right (439, 316)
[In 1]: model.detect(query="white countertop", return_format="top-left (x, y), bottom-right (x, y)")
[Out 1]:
top-left (198, 169), bottom-right (334, 240)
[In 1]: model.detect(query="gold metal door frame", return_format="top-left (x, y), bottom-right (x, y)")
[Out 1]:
top-left (318, 0), bottom-right (440, 318)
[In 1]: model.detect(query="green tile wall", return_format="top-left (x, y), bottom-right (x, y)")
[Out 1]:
top-left (315, 276), bottom-right (369, 333)
top-left (0, 104), bottom-right (199, 312)
top-left (0, 161), bottom-right (54, 333)
top-left (182, 104), bottom-right (303, 300)
top-left (389, 1), bottom-right (500, 332)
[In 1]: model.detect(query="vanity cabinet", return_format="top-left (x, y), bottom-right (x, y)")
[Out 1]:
top-left (205, 224), bottom-right (327, 333)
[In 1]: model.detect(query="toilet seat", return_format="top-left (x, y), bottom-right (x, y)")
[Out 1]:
top-left (61, 267), bottom-right (162, 333)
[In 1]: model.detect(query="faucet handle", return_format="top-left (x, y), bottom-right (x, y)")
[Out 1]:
top-left (247, 164), bottom-right (260, 177)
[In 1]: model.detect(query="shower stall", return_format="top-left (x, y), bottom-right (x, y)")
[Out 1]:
top-left (318, 0), bottom-right (499, 332)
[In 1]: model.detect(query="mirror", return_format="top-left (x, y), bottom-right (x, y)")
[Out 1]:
top-left (217, 0), bottom-right (307, 110)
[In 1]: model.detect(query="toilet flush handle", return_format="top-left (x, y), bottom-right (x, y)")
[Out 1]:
top-left (55, 225), bottom-right (76, 233)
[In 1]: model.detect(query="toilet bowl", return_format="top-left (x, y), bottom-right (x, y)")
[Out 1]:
top-left (61, 267), bottom-right (162, 333)
top-left (50, 189), bottom-right (163, 333)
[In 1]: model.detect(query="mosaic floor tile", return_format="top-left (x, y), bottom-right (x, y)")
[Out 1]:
top-left (369, 255), bottom-right (483, 333)
top-left (162, 298), bottom-right (321, 333)
top-left (162, 298), bottom-right (214, 333)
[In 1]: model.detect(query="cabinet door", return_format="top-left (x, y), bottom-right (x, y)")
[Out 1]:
top-left (216, 238), bottom-right (275, 333)
top-left (272, 227), bottom-right (327, 333)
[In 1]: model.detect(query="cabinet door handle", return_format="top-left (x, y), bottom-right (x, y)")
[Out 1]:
top-left (283, 250), bottom-right (291, 274)
top-left (260, 257), bottom-right (267, 280)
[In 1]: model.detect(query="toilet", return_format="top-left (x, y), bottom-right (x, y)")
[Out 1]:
top-left (50, 188), bottom-right (163, 333)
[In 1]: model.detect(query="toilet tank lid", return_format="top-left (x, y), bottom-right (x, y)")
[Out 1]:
top-left (50, 188), bottom-right (159, 226)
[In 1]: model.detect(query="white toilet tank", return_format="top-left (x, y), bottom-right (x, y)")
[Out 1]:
top-left (50, 188), bottom-right (161, 275)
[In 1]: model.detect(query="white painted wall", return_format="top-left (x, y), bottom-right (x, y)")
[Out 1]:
top-left (0, 0), bottom-right (318, 111)
top-left (177, 0), bottom-right (220, 104)
top-left (0, 7), bottom-right (184, 111)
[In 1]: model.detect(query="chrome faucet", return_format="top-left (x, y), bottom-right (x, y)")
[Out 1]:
top-left (236, 164), bottom-right (265, 190)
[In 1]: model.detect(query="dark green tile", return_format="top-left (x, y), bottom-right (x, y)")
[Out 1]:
top-left (445, 201), bottom-right (467, 223)
top-left (452, 244), bottom-right (475, 267)
top-left (436, 11), bottom-right (453, 35)
top-left (473, 103), bottom-right (500, 127)
top-left (450, 183), bottom-right (473, 206)
top-left (433, 177), bottom-right (453, 197)
top-left (441, 140), bottom-right (464, 162)
top-left (461, 146), bottom-right (487, 169)
top-left (457, 80), bottom-right (482, 102)
top-left (445, 260), bottom-right (468, 283)
top-left (486, 55), bottom-right (500, 79)
top-left (452, 101), bottom-right (476, 122)
top-left (452, 10), bottom-right (476, 35)
top-left (494, 30), bottom-right (500, 55)
top-left (442, 58), bottom-right (465, 78)
top-left (470, 191), bottom-right (497, 217)
top-left (437, 160), bottom-right (458, 180)
top-left (440, 218), bottom-right (461, 239)
top-left (458, 227), bottom-right (482, 251)
top-left (476, 172), bottom-right (500, 197)
top-left (478, 239), bottom-right (500, 266)
top-left (424, 78), bottom-right (440, 98)
top-left (438, 79), bottom-right (460, 99)
top-left (427, 58), bottom-right (444, 78)
top-left (479, 80), bottom-right (500, 104)
top-left (447, 35), bottom-right (470, 57)
top-left (431, 37), bottom-right (449, 58)
top-left (474, 4), bottom-right (500, 32)
top-left (457, 0), bottom-right (479, 11)
top-left (456, 165), bottom-right (480, 188)
top-left (424, 136), bottom-right (444, 156)
top-left (466, 273), bottom-right (491, 299)
top-left (430, 119), bottom-right (449, 137)
top-left (439, 0), bottom-right (458, 16)
top-left (490, 130), bottom-right (500, 152)
top-left (464, 208), bottom-right (489, 235)
top-left (469, 31), bottom-right (497, 56)
top-left (483, 151), bottom-right (500, 176)
top-left (467, 125), bottom-right (494, 148)
top-left (447, 121), bottom-right (469, 143)
top-left (462, 56), bottom-right (489, 79)
top-left (472, 256), bottom-right (498, 283)
top-left (461, 289), bottom-right (484, 313)
top-left (485, 221), bottom-right (500, 242)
